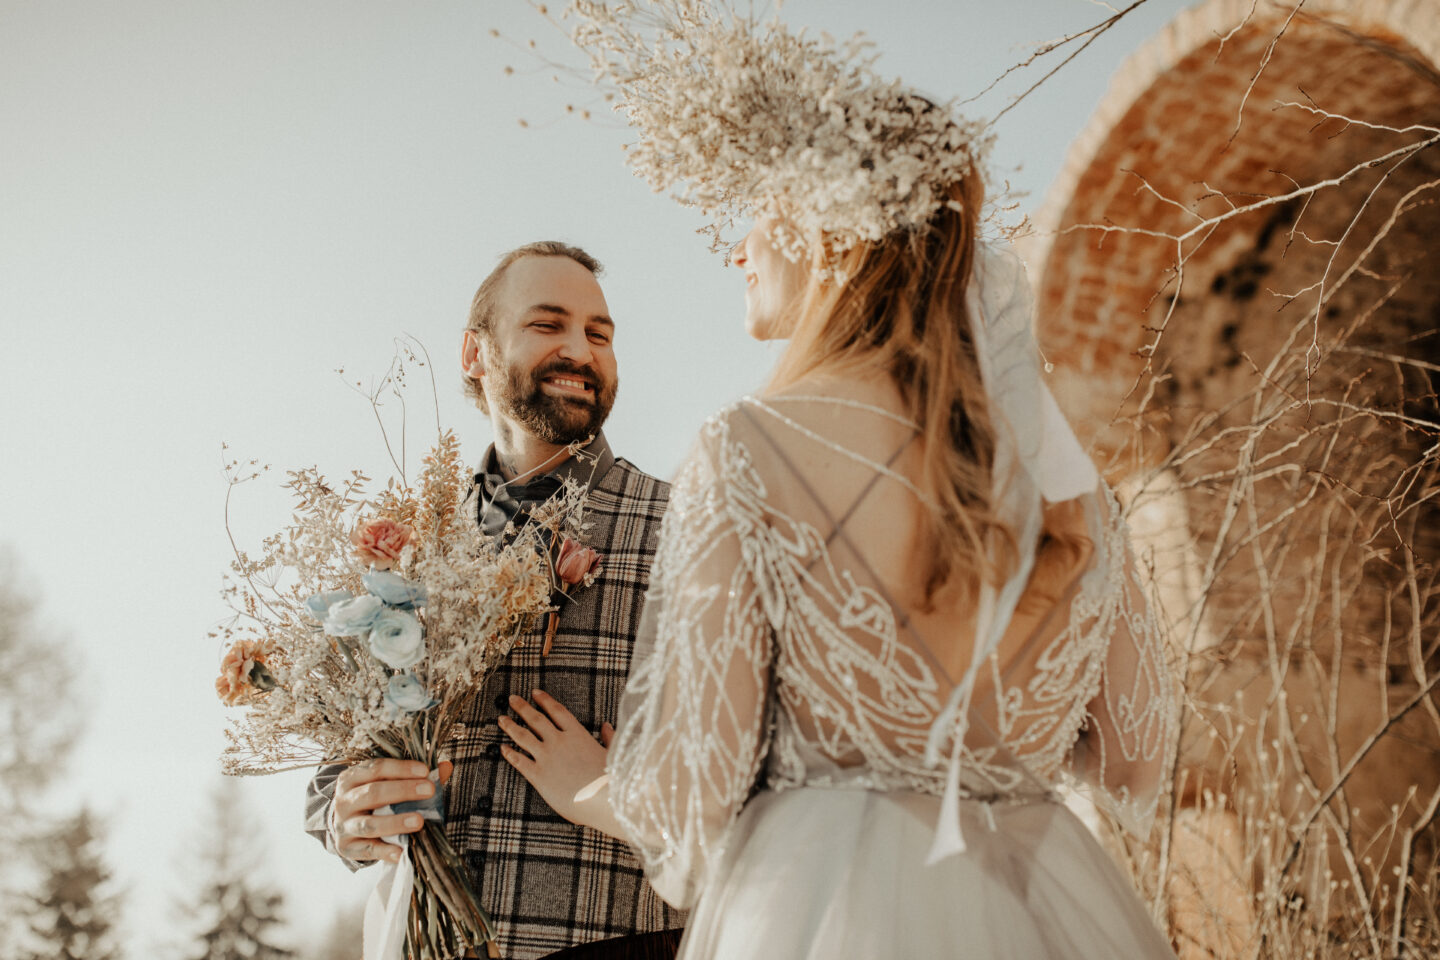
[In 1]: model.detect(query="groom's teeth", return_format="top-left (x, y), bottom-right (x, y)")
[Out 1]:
top-left (549, 377), bottom-right (589, 390)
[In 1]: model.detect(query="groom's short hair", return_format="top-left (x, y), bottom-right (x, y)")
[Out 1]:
top-left (463, 240), bottom-right (604, 411)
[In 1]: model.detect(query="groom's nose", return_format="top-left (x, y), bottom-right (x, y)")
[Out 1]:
top-left (555, 326), bottom-right (595, 364)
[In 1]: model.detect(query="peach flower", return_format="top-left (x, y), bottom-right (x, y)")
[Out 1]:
top-left (350, 519), bottom-right (415, 571)
top-left (555, 538), bottom-right (603, 587)
top-left (215, 639), bottom-right (269, 706)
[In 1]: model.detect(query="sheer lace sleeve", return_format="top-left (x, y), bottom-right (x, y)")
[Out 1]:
top-left (967, 242), bottom-right (1177, 835)
top-left (607, 415), bottom-right (777, 908)
top-left (1067, 489), bottom-right (1177, 836)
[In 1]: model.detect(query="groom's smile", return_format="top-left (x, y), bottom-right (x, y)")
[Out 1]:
top-left (529, 358), bottom-right (606, 409)
top-left (542, 374), bottom-right (595, 399)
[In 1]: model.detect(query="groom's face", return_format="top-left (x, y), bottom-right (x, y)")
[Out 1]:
top-left (465, 256), bottom-right (619, 445)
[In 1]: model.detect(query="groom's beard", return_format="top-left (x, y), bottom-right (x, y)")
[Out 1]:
top-left (495, 357), bottom-right (617, 445)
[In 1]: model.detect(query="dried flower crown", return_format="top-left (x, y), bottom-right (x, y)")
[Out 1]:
top-left (562, 0), bottom-right (993, 263)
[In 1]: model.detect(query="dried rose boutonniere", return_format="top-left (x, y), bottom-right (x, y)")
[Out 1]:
top-left (555, 538), bottom-right (602, 588)
top-left (543, 537), bottom-right (604, 655)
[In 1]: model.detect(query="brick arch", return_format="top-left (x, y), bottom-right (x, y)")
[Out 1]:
top-left (1028, 1), bottom-right (1440, 949)
top-left (1029, 0), bottom-right (1440, 464)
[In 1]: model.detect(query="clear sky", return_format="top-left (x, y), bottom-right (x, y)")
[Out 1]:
top-left (0, 0), bottom-right (1190, 954)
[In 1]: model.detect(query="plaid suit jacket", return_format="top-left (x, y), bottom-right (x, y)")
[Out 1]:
top-left (306, 455), bottom-right (682, 959)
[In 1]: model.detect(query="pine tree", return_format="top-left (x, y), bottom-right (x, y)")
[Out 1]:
top-left (0, 550), bottom-right (77, 817)
top-left (190, 881), bottom-right (294, 960)
top-left (180, 781), bottom-right (296, 960)
top-left (0, 550), bottom-right (81, 959)
top-left (19, 808), bottom-right (123, 960)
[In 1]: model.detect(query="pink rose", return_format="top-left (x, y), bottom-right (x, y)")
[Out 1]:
top-left (555, 538), bottom-right (603, 587)
top-left (350, 519), bottom-right (414, 571)
top-left (215, 639), bottom-right (268, 706)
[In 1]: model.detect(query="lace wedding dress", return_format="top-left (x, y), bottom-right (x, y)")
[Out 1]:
top-left (606, 247), bottom-right (1179, 959)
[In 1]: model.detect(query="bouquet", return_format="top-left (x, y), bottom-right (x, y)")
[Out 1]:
top-left (213, 430), bottom-right (597, 959)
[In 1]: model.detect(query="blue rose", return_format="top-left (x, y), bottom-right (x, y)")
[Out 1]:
top-left (304, 589), bottom-right (354, 620)
top-left (362, 570), bottom-right (428, 609)
top-left (367, 608), bottom-right (424, 668)
top-left (384, 672), bottom-right (438, 716)
top-left (323, 595), bottom-right (384, 637)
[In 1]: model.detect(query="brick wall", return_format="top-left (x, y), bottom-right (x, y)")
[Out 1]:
top-left (1027, 0), bottom-right (1440, 950)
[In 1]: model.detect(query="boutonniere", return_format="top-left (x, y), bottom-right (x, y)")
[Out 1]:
top-left (555, 538), bottom-right (603, 589)
top-left (543, 537), bottom-right (604, 655)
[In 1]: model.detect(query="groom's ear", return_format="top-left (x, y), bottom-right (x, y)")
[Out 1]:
top-left (460, 329), bottom-right (486, 379)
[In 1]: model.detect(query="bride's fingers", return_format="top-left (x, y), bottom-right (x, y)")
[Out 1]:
top-left (497, 714), bottom-right (544, 757)
top-left (508, 694), bottom-right (556, 736)
top-left (500, 743), bottom-right (536, 779)
top-left (532, 689), bottom-right (579, 730)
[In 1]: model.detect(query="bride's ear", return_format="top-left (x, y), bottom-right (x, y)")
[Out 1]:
top-left (460, 330), bottom-right (486, 379)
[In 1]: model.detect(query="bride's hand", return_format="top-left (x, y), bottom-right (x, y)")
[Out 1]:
top-left (498, 690), bottom-right (621, 836)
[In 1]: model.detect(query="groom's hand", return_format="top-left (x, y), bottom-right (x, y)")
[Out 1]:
top-left (334, 759), bottom-right (452, 863)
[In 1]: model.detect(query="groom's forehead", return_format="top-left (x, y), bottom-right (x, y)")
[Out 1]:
top-left (499, 256), bottom-right (609, 317)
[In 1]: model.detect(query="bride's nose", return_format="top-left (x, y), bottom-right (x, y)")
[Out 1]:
top-left (731, 233), bottom-right (749, 269)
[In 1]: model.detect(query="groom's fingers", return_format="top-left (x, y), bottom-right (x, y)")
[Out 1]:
top-left (330, 758), bottom-right (444, 863)
top-left (337, 758), bottom-right (429, 794)
top-left (335, 801), bottom-right (428, 863)
top-left (338, 836), bottom-right (404, 863)
top-left (337, 774), bottom-right (436, 820)
top-left (334, 805), bottom-right (422, 864)
top-left (342, 811), bottom-right (425, 841)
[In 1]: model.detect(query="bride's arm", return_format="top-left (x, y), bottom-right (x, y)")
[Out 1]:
top-left (977, 489), bottom-right (1175, 828)
top-left (1068, 489), bottom-right (1178, 833)
top-left (499, 421), bottom-right (777, 894)
top-left (604, 421), bottom-right (777, 908)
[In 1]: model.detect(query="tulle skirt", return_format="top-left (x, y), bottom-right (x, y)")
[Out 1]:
top-left (676, 787), bottom-right (1176, 959)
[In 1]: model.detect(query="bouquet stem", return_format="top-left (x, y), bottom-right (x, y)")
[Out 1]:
top-left (409, 821), bottom-right (498, 959)
top-left (380, 715), bottom-right (498, 959)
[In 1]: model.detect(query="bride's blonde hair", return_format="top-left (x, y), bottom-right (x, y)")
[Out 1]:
top-left (766, 177), bottom-right (1018, 607)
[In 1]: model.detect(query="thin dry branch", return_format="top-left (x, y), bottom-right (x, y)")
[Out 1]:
top-left (1224, 1), bottom-right (1306, 150)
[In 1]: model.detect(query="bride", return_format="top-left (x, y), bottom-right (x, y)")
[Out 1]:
top-left (497, 8), bottom-right (1179, 958)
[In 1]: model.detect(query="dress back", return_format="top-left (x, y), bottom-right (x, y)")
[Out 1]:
top-left (608, 247), bottom-right (1177, 908)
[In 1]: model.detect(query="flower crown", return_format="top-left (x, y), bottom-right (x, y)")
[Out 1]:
top-left (564, 0), bottom-right (993, 264)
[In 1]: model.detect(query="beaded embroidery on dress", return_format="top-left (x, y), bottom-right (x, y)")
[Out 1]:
top-left (607, 245), bottom-right (1179, 959)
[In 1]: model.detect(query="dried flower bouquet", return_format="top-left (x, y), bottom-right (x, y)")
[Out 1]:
top-left (214, 430), bottom-right (595, 959)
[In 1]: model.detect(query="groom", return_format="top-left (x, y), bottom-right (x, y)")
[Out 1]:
top-left (305, 241), bottom-right (683, 959)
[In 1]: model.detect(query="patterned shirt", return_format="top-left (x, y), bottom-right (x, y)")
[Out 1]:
top-left (305, 441), bottom-right (682, 958)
